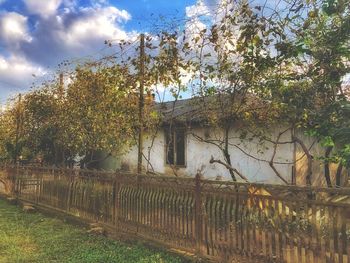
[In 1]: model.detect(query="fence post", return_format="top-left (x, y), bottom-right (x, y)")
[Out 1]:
top-left (114, 174), bottom-right (121, 228)
top-left (6, 166), bottom-right (17, 196)
top-left (66, 175), bottom-right (74, 212)
top-left (195, 172), bottom-right (203, 256)
top-left (15, 165), bottom-right (20, 197)
top-left (35, 172), bottom-right (40, 204)
top-left (136, 173), bottom-right (142, 234)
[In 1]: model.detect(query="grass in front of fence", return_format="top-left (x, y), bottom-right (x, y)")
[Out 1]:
top-left (0, 199), bottom-right (184, 263)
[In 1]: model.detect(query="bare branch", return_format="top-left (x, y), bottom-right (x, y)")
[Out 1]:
top-left (268, 131), bottom-right (289, 185)
top-left (210, 156), bottom-right (249, 182)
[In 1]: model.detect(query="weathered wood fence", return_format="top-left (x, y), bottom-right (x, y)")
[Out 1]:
top-left (1, 166), bottom-right (350, 263)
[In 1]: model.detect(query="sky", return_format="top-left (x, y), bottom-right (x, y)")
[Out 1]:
top-left (0, 0), bottom-right (221, 103)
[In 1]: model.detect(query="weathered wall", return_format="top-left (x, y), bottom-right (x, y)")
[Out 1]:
top-left (295, 130), bottom-right (348, 187)
top-left (187, 126), bottom-right (294, 183)
top-left (120, 130), bottom-right (167, 174)
top-left (120, 125), bottom-right (295, 184)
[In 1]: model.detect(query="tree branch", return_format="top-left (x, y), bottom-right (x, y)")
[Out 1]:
top-left (269, 131), bottom-right (289, 185)
top-left (210, 156), bottom-right (249, 182)
top-left (293, 135), bottom-right (313, 186)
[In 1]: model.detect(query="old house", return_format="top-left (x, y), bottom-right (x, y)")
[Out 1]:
top-left (111, 95), bottom-right (346, 187)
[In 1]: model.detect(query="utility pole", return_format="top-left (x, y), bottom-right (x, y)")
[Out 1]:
top-left (59, 73), bottom-right (64, 96)
top-left (14, 93), bottom-right (21, 165)
top-left (58, 72), bottom-right (65, 166)
top-left (137, 34), bottom-right (145, 174)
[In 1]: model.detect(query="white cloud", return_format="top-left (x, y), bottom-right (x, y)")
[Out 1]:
top-left (23, 0), bottom-right (63, 18)
top-left (186, 0), bottom-right (210, 18)
top-left (184, 2), bottom-right (210, 52)
top-left (63, 0), bottom-right (78, 10)
top-left (0, 55), bottom-right (46, 80)
top-left (90, 0), bottom-right (109, 8)
top-left (187, 0), bottom-right (235, 24)
top-left (0, 12), bottom-right (32, 46)
top-left (0, 2), bottom-right (133, 101)
top-left (16, 4), bottom-right (133, 67)
top-left (63, 6), bottom-right (131, 48)
top-left (0, 55), bottom-right (47, 100)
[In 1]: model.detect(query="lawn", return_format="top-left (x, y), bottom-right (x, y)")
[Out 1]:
top-left (0, 199), bottom-right (185, 263)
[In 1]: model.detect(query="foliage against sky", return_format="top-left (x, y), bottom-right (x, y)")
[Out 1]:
top-left (0, 0), bottom-right (203, 102)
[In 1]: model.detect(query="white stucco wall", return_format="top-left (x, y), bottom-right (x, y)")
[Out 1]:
top-left (120, 130), bottom-right (166, 174)
top-left (186, 127), bottom-right (294, 183)
top-left (120, 125), bottom-right (295, 184)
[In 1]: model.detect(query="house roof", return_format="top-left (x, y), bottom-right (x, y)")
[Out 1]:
top-left (155, 97), bottom-right (203, 123)
top-left (155, 93), bottom-right (266, 125)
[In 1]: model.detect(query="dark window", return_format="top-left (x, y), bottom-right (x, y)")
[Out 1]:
top-left (165, 128), bottom-right (186, 166)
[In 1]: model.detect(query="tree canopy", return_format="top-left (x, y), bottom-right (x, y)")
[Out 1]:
top-left (0, 0), bottom-right (349, 186)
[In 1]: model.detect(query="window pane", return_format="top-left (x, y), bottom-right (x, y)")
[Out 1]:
top-left (175, 130), bottom-right (185, 165)
top-left (165, 130), bottom-right (174, 165)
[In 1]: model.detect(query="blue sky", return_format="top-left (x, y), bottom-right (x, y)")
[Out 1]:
top-left (0, 0), bottom-right (197, 32)
top-left (0, 0), bottom-right (206, 103)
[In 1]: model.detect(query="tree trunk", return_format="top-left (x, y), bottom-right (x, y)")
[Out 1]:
top-left (293, 135), bottom-right (313, 186)
top-left (335, 162), bottom-right (344, 188)
top-left (53, 142), bottom-right (59, 167)
top-left (223, 149), bottom-right (236, 181)
top-left (324, 146), bottom-right (333, 188)
top-left (61, 148), bottom-right (66, 168)
top-left (223, 125), bottom-right (236, 181)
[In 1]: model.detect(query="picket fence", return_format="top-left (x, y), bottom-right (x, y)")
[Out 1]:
top-left (1, 166), bottom-right (350, 263)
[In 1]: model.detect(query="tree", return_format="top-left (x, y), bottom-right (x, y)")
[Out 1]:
top-left (166, 0), bottom-right (350, 185)
top-left (0, 100), bottom-right (20, 163)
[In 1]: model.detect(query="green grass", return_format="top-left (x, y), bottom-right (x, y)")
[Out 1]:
top-left (0, 199), bottom-right (185, 263)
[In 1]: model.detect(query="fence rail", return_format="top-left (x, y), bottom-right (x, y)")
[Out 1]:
top-left (1, 166), bottom-right (350, 263)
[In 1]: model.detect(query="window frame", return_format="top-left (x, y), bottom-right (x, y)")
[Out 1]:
top-left (164, 127), bottom-right (187, 168)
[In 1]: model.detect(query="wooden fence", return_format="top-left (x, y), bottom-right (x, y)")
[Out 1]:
top-left (1, 166), bottom-right (350, 263)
